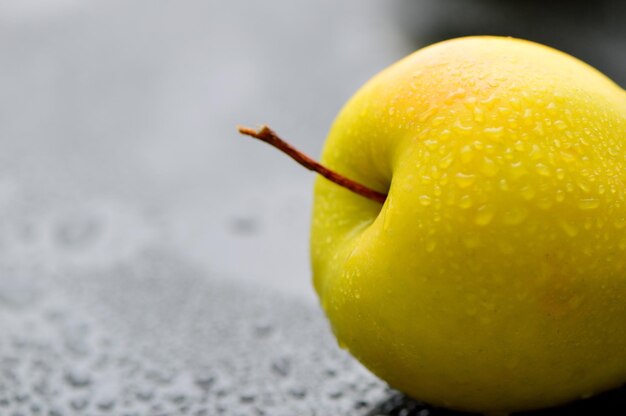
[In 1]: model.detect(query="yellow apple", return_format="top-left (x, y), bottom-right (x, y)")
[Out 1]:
top-left (311, 36), bottom-right (626, 413)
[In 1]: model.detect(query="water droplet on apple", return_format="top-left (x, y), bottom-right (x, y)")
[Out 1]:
top-left (418, 195), bottom-right (432, 206)
top-left (462, 235), bottom-right (480, 249)
top-left (453, 120), bottom-right (473, 135)
top-left (473, 107), bottom-right (484, 123)
top-left (483, 126), bottom-right (503, 139)
top-left (439, 129), bottom-right (451, 140)
top-left (431, 116), bottom-right (446, 126)
top-left (422, 139), bottom-right (439, 151)
top-left (418, 107), bottom-right (437, 123)
top-left (460, 145), bottom-right (474, 164)
top-left (578, 198), bottom-right (600, 210)
top-left (425, 240), bottom-right (436, 253)
top-left (535, 163), bottom-right (550, 176)
top-left (508, 161), bottom-right (527, 181)
top-left (520, 185), bottom-right (536, 200)
top-left (480, 157), bottom-right (498, 177)
top-left (445, 87), bottom-right (466, 104)
top-left (438, 153), bottom-right (454, 169)
top-left (614, 217), bottom-right (626, 229)
top-left (536, 198), bottom-right (553, 210)
top-left (559, 219), bottom-right (579, 237)
top-left (578, 181), bottom-right (592, 193)
top-left (454, 172), bottom-right (475, 189)
top-left (560, 149), bottom-right (577, 163)
top-left (499, 241), bottom-right (515, 254)
top-left (502, 207), bottom-right (528, 225)
top-left (554, 120), bottom-right (568, 130)
top-left (458, 195), bottom-right (473, 210)
top-left (474, 205), bottom-right (496, 226)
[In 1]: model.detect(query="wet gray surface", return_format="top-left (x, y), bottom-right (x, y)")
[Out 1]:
top-left (0, 1), bottom-right (408, 415)
top-left (1, 1), bottom-right (626, 415)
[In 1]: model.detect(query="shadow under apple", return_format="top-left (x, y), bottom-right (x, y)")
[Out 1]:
top-left (367, 383), bottom-right (626, 416)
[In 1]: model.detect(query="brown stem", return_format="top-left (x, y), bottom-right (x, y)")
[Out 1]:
top-left (237, 125), bottom-right (387, 204)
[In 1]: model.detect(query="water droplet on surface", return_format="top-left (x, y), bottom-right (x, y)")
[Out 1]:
top-left (64, 368), bottom-right (92, 388)
top-left (240, 392), bottom-right (256, 403)
top-left (55, 216), bottom-right (100, 248)
top-left (230, 217), bottom-right (259, 236)
top-left (288, 386), bottom-right (307, 400)
top-left (194, 371), bottom-right (215, 391)
top-left (328, 389), bottom-right (343, 399)
top-left (270, 357), bottom-right (291, 377)
top-left (252, 322), bottom-right (274, 338)
top-left (96, 398), bottom-right (116, 411)
top-left (70, 396), bottom-right (89, 411)
top-left (136, 388), bottom-right (155, 401)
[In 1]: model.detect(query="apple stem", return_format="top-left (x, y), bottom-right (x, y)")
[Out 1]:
top-left (237, 125), bottom-right (387, 204)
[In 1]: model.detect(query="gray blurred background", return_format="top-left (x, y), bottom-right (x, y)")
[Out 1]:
top-left (0, 1), bottom-right (624, 415)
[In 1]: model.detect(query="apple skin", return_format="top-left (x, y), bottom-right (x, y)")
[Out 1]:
top-left (311, 36), bottom-right (626, 413)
